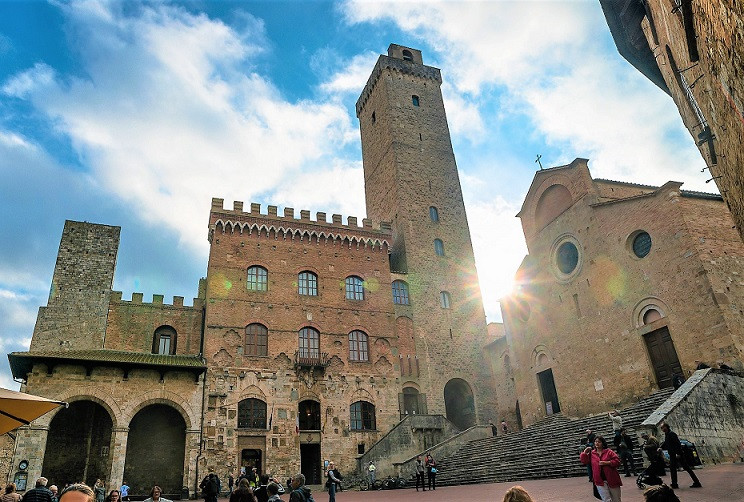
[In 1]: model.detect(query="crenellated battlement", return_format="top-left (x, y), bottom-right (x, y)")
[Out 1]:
top-left (208, 198), bottom-right (392, 248)
top-left (110, 291), bottom-right (204, 309)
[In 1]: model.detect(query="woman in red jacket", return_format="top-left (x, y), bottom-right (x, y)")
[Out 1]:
top-left (580, 436), bottom-right (622, 502)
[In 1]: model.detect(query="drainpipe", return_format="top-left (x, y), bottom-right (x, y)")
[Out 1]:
top-left (195, 296), bottom-right (208, 499)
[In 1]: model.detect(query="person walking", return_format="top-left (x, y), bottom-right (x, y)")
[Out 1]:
top-left (414, 456), bottom-right (426, 491)
top-left (93, 481), bottom-right (105, 502)
top-left (119, 483), bottom-right (129, 502)
top-left (228, 475), bottom-right (234, 494)
top-left (581, 435), bottom-right (623, 502)
top-left (23, 478), bottom-right (54, 502)
top-left (325, 462), bottom-right (340, 502)
top-left (609, 411), bottom-right (623, 439)
top-left (424, 453), bottom-right (437, 490)
top-left (659, 423), bottom-right (702, 489)
top-left (581, 429), bottom-right (597, 481)
top-left (614, 428), bottom-right (637, 477)
top-left (229, 480), bottom-right (256, 502)
top-left (288, 474), bottom-right (313, 502)
top-left (367, 461), bottom-right (376, 485)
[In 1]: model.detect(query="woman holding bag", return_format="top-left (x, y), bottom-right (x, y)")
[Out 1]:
top-left (581, 436), bottom-right (623, 502)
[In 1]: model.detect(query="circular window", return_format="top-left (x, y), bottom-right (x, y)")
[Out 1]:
top-left (556, 241), bottom-right (579, 274)
top-left (632, 231), bottom-right (652, 258)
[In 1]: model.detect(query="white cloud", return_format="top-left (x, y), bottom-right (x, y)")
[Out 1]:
top-left (318, 51), bottom-right (379, 95)
top-left (3, 1), bottom-right (358, 252)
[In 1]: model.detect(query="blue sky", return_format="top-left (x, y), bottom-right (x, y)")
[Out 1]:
top-left (0, 0), bottom-right (709, 389)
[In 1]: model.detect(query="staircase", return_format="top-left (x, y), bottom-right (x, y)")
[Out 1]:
top-left (434, 389), bottom-right (674, 486)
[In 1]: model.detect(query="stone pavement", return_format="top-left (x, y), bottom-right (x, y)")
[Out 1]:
top-left (253, 463), bottom-right (743, 502)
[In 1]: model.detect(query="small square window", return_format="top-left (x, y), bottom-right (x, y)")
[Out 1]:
top-left (412, 95), bottom-right (420, 107)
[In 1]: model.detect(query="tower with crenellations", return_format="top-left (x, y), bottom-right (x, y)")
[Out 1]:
top-left (356, 44), bottom-right (498, 428)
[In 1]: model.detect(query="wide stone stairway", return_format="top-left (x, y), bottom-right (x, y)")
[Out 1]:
top-left (434, 389), bottom-right (674, 486)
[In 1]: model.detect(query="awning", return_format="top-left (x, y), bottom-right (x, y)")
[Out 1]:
top-left (0, 387), bottom-right (67, 434)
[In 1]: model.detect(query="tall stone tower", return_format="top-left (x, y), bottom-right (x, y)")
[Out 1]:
top-left (356, 44), bottom-right (496, 427)
top-left (30, 220), bottom-right (120, 351)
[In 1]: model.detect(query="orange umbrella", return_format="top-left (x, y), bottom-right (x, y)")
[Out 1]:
top-left (0, 387), bottom-right (66, 434)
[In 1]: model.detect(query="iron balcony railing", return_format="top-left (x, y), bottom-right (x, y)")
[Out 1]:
top-left (294, 350), bottom-right (330, 369)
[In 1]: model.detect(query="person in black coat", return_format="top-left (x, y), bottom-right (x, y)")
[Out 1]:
top-left (613, 428), bottom-right (637, 477)
top-left (659, 423), bottom-right (701, 489)
top-left (23, 478), bottom-right (54, 502)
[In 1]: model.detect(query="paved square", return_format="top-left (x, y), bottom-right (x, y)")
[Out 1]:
top-left (280, 463), bottom-right (744, 502)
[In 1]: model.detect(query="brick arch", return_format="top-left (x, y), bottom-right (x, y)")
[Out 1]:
top-left (298, 390), bottom-right (321, 403)
top-left (531, 345), bottom-right (553, 370)
top-left (38, 389), bottom-right (122, 429)
top-left (401, 381), bottom-right (421, 392)
top-left (123, 390), bottom-right (196, 430)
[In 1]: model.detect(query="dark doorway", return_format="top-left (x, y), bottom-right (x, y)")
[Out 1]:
top-left (42, 400), bottom-right (113, 488)
top-left (443, 378), bottom-right (476, 430)
top-left (515, 400), bottom-right (523, 430)
top-left (299, 444), bottom-right (321, 485)
top-left (644, 327), bottom-right (683, 389)
top-left (400, 387), bottom-right (421, 418)
top-left (537, 368), bottom-right (561, 414)
top-left (298, 400), bottom-right (321, 431)
top-left (123, 404), bottom-right (186, 497)
top-left (241, 449), bottom-right (262, 475)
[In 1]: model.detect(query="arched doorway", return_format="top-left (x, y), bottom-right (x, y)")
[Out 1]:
top-left (443, 379), bottom-right (476, 430)
top-left (42, 400), bottom-right (113, 488)
top-left (123, 404), bottom-right (186, 497)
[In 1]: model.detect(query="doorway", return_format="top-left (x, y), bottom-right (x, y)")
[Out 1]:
top-left (299, 444), bottom-right (321, 485)
top-left (537, 368), bottom-right (561, 414)
top-left (241, 449), bottom-right (262, 475)
top-left (443, 378), bottom-right (476, 430)
top-left (644, 327), bottom-right (683, 388)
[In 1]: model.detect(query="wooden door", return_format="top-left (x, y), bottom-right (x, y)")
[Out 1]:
top-left (644, 327), bottom-right (683, 388)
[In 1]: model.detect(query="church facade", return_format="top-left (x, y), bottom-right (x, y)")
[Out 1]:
top-left (500, 158), bottom-right (744, 427)
top-left (6, 45), bottom-right (498, 496)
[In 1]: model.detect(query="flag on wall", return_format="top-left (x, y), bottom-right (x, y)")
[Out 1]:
top-left (295, 413), bottom-right (299, 434)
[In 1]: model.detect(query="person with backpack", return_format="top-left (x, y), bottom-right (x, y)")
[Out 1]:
top-left (425, 453), bottom-right (437, 490)
top-left (289, 474), bottom-right (313, 502)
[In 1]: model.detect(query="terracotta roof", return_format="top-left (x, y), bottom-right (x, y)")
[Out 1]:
top-left (8, 349), bottom-right (206, 381)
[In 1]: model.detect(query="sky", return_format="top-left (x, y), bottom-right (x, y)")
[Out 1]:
top-left (0, 0), bottom-right (711, 390)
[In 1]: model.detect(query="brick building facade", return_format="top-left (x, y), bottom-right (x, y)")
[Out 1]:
top-left (5, 45), bottom-right (499, 495)
top-left (501, 158), bottom-right (744, 427)
top-left (600, 0), bottom-right (744, 241)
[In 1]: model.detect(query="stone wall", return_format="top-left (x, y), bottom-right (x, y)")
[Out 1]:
top-left (356, 414), bottom-right (461, 478)
top-left (0, 433), bottom-right (15, 489)
top-left (642, 368), bottom-right (744, 464)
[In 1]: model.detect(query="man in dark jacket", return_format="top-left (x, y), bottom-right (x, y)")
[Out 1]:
top-left (199, 473), bottom-right (219, 502)
top-left (288, 474), bottom-right (313, 502)
top-left (659, 423), bottom-right (701, 489)
top-left (23, 478), bottom-right (54, 502)
top-left (614, 428), bottom-right (637, 477)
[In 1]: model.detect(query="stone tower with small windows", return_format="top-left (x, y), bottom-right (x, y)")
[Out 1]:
top-left (356, 44), bottom-right (497, 427)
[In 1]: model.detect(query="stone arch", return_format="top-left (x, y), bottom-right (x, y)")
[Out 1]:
top-left (238, 384), bottom-right (267, 401)
top-left (42, 399), bottom-right (114, 488)
top-left (535, 183), bottom-right (573, 230)
top-left (123, 390), bottom-right (196, 430)
top-left (444, 378), bottom-right (476, 430)
top-left (632, 296), bottom-right (671, 329)
top-left (349, 388), bottom-right (375, 406)
top-left (39, 389), bottom-right (122, 429)
top-left (531, 345), bottom-right (553, 370)
top-left (124, 403), bottom-right (186, 496)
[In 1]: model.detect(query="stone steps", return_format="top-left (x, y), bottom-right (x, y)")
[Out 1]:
top-left (433, 389), bottom-right (673, 486)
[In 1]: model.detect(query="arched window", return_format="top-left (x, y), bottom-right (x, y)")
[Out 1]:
top-left (392, 280), bottom-right (410, 305)
top-left (350, 401), bottom-right (376, 430)
top-left (412, 95), bottom-right (420, 107)
top-left (245, 323), bottom-right (268, 356)
top-left (298, 271), bottom-right (318, 296)
top-left (402, 50), bottom-right (413, 61)
top-left (349, 330), bottom-right (369, 362)
top-left (247, 266), bottom-right (268, 291)
top-left (237, 398), bottom-right (267, 429)
top-left (152, 325), bottom-right (177, 355)
top-left (345, 276), bottom-right (365, 300)
top-left (440, 291), bottom-right (451, 309)
top-left (299, 400), bottom-right (321, 430)
top-left (434, 239), bottom-right (445, 256)
top-left (429, 206), bottom-right (439, 222)
top-left (299, 327), bottom-right (320, 358)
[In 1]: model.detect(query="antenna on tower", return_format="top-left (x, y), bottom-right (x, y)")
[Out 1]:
top-left (535, 154), bottom-right (544, 170)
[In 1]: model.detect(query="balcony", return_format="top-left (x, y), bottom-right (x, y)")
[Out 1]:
top-left (294, 350), bottom-right (330, 370)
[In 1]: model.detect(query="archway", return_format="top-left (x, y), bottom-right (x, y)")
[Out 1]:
top-left (123, 404), bottom-right (186, 497)
top-left (42, 400), bottom-right (113, 487)
top-left (443, 379), bottom-right (476, 430)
